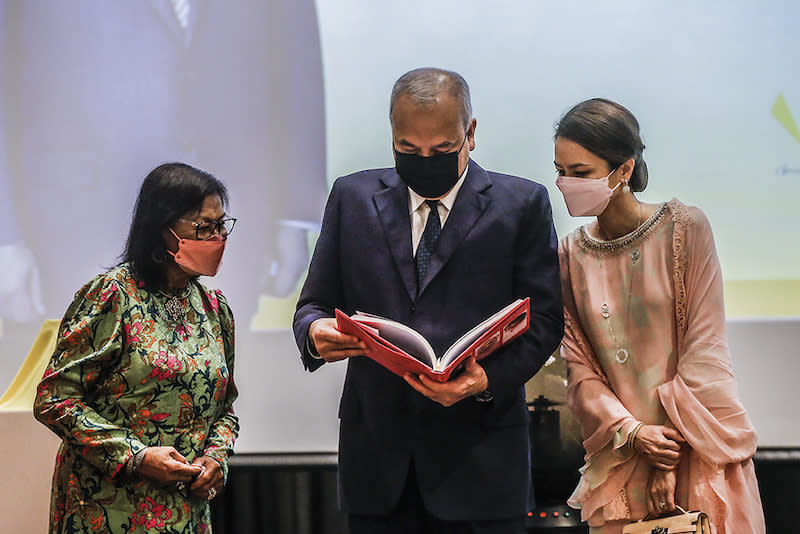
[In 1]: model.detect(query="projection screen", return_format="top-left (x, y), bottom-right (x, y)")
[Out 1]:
top-left (1, 0), bottom-right (797, 452)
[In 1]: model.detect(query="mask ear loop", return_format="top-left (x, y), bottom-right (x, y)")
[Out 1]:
top-left (607, 166), bottom-right (623, 193)
top-left (166, 228), bottom-right (185, 259)
top-left (456, 131), bottom-right (469, 153)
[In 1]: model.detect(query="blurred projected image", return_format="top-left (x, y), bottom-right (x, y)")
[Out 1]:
top-left (773, 92), bottom-right (800, 173)
top-left (721, 88), bottom-right (800, 318)
top-left (0, 0), bottom-right (326, 391)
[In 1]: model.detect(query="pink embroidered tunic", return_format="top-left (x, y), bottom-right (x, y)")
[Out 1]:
top-left (559, 200), bottom-right (765, 534)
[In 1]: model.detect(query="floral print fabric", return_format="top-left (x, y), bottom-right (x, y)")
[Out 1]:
top-left (34, 264), bottom-right (239, 533)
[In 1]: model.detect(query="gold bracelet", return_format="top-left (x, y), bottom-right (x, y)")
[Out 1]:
top-left (628, 422), bottom-right (644, 449)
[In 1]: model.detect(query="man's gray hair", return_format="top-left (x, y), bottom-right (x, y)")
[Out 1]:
top-left (389, 67), bottom-right (473, 130)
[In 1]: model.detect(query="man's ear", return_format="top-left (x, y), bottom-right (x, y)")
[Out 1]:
top-left (467, 118), bottom-right (477, 151)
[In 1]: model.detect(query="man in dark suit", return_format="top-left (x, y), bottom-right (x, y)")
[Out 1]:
top-left (293, 67), bottom-right (563, 532)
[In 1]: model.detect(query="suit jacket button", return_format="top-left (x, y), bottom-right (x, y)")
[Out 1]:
top-left (411, 306), bottom-right (416, 312)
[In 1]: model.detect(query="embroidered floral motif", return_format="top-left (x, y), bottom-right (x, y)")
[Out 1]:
top-left (149, 351), bottom-right (183, 381)
top-left (131, 497), bottom-right (173, 529)
top-left (213, 369), bottom-right (229, 403)
top-left (204, 290), bottom-right (220, 312)
top-left (99, 284), bottom-right (118, 302)
top-left (125, 321), bottom-right (147, 344)
top-left (175, 322), bottom-right (193, 341)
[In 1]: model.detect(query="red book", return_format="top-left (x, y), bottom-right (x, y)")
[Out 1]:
top-left (335, 298), bottom-right (530, 382)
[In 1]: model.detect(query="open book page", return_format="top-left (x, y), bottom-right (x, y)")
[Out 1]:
top-left (336, 311), bottom-right (438, 378)
top-left (438, 299), bottom-right (525, 370)
top-left (351, 312), bottom-right (436, 367)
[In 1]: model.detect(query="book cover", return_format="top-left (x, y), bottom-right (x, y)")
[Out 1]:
top-left (335, 297), bottom-right (530, 382)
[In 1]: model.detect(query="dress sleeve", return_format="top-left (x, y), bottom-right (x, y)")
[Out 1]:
top-left (33, 274), bottom-right (147, 479)
top-left (560, 240), bottom-right (640, 520)
top-left (657, 209), bottom-right (758, 467)
top-left (560, 241), bottom-right (639, 459)
top-left (201, 289), bottom-right (239, 483)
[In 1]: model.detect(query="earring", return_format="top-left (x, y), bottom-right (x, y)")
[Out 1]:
top-left (622, 180), bottom-right (631, 194)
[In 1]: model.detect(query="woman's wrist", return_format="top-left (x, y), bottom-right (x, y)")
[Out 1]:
top-left (125, 447), bottom-right (148, 477)
top-left (627, 422), bottom-right (644, 450)
top-left (199, 452), bottom-right (223, 466)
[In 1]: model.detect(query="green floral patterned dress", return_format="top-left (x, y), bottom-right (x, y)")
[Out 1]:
top-left (34, 263), bottom-right (239, 534)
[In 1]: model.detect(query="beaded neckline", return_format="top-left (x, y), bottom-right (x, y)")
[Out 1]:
top-left (574, 202), bottom-right (670, 256)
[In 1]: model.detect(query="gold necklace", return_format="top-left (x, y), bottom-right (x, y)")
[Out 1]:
top-left (157, 287), bottom-right (191, 322)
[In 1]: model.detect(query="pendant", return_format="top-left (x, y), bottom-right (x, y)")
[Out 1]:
top-left (601, 303), bottom-right (610, 319)
top-left (615, 348), bottom-right (630, 364)
top-left (631, 249), bottom-right (640, 263)
top-left (158, 287), bottom-right (191, 323)
top-left (163, 297), bottom-right (185, 322)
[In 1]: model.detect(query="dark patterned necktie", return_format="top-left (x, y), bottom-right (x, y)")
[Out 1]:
top-left (415, 200), bottom-right (441, 291)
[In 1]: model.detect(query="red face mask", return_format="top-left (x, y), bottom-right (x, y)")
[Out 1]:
top-left (168, 229), bottom-right (226, 276)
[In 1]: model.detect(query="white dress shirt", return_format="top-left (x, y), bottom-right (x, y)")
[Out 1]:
top-left (309, 165), bottom-right (470, 360)
top-left (408, 166), bottom-right (469, 256)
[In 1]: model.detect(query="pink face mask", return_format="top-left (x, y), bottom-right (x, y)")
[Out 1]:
top-left (168, 229), bottom-right (226, 277)
top-left (555, 168), bottom-right (620, 217)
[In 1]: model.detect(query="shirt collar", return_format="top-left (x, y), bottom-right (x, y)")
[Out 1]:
top-left (408, 164), bottom-right (469, 215)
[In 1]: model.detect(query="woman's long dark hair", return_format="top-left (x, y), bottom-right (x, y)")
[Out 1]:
top-left (555, 98), bottom-right (649, 192)
top-left (120, 163), bottom-right (228, 289)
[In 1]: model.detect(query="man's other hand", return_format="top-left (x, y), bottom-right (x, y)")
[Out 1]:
top-left (404, 356), bottom-right (489, 407)
top-left (309, 317), bottom-right (367, 362)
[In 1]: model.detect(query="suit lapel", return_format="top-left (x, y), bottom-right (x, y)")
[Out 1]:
top-left (418, 160), bottom-right (492, 296)
top-left (373, 170), bottom-right (417, 302)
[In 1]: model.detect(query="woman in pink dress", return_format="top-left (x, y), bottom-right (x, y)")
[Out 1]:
top-left (554, 98), bottom-right (765, 534)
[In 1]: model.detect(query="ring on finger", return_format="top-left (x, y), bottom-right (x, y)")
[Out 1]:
top-left (207, 487), bottom-right (217, 501)
top-left (176, 481), bottom-right (185, 491)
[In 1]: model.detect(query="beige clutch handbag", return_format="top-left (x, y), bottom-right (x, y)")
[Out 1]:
top-left (622, 506), bottom-right (711, 534)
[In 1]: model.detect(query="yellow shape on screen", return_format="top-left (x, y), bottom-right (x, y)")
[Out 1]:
top-left (724, 280), bottom-right (800, 318)
top-left (772, 93), bottom-right (800, 144)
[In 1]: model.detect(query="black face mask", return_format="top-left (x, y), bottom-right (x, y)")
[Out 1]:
top-left (394, 134), bottom-right (468, 199)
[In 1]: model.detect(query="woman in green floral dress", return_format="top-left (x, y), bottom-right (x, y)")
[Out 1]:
top-left (34, 163), bottom-right (239, 533)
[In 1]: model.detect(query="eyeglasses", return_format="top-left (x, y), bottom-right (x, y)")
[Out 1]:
top-left (179, 217), bottom-right (237, 240)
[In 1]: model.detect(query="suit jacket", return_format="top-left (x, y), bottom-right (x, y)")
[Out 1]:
top-left (293, 159), bottom-right (564, 520)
